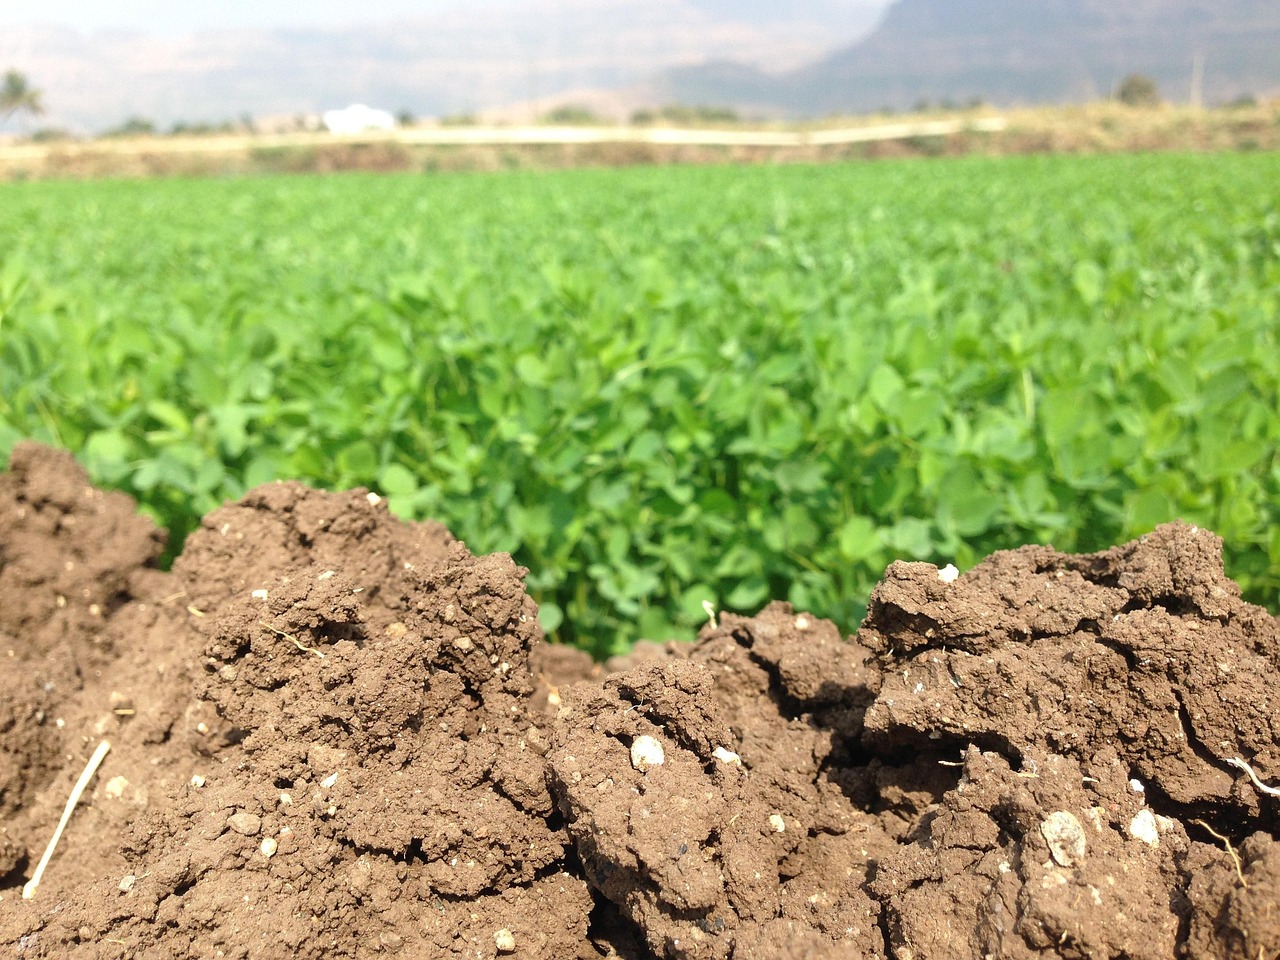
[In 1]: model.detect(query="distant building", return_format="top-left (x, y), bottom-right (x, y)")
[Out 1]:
top-left (322, 104), bottom-right (396, 134)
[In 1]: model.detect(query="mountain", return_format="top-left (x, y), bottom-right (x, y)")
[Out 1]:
top-left (662, 0), bottom-right (1280, 114)
top-left (0, 1), bottom-right (889, 132)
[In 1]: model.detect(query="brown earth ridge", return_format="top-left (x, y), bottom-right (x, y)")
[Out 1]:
top-left (1, 440), bottom-right (1277, 958)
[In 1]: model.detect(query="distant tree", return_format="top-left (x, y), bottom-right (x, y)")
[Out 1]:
top-left (396, 109), bottom-right (415, 127)
top-left (1, 70), bottom-right (45, 123)
top-left (659, 104), bottom-right (740, 125)
top-left (542, 104), bottom-right (601, 125)
top-left (103, 116), bottom-right (156, 137)
top-left (170, 119), bottom-right (234, 136)
top-left (1116, 74), bottom-right (1161, 107)
top-left (29, 127), bottom-right (71, 142)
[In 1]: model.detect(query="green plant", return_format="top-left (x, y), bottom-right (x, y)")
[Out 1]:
top-left (1, 153), bottom-right (1278, 657)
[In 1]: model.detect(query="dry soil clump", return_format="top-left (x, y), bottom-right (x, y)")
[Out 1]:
top-left (1, 442), bottom-right (1277, 959)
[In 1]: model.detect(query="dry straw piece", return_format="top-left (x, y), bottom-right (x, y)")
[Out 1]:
top-left (1226, 757), bottom-right (1280, 799)
top-left (22, 739), bottom-right (112, 899)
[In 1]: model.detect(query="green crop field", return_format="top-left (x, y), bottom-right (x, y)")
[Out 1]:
top-left (2, 153), bottom-right (1278, 657)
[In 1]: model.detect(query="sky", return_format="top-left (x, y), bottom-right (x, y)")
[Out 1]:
top-left (2, 0), bottom-right (893, 35)
top-left (0, 0), bottom-right (477, 34)
top-left (0, 0), bottom-right (897, 131)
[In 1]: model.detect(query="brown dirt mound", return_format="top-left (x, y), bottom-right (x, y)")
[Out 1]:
top-left (1, 442), bottom-right (1277, 959)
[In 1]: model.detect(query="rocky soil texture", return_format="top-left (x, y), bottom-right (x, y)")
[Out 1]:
top-left (1, 441), bottom-right (1277, 958)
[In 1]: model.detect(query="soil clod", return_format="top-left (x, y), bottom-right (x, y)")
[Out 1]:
top-left (1, 444), bottom-right (1277, 958)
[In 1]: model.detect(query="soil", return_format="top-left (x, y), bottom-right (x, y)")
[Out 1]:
top-left (1, 440), bottom-right (1277, 959)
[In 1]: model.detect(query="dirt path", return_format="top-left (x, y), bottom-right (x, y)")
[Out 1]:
top-left (1, 441), bottom-right (1277, 958)
top-left (0, 117), bottom-right (1007, 162)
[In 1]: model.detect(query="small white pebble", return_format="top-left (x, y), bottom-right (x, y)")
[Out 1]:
top-left (769, 814), bottom-right (786, 833)
top-left (251, 589), bottom-right (268, 600)
top-left (630, 735), bottom-right (666, 772)
top-left (260, 837), bottom-right (278, 858)
top-left (103, 775), bottom-right (129, 799)
top-left (190, 774), bottom-right (206, 788)
top-left (712, 747), bottom-right (742, 766)
top-left (1128, 809), bottom-right (1160, 847)
top-left (938, 564), bottom-right (960, 584)
top-left (494, 928), bottom-right (516, 953)
top-left (278, 792), bottom-right (293, 806)
top-left (795, 615), bottom-right (810, 631)
top-left (1041, 811), bottom-right (1087, 867)
top-left (317, 570), bottom-right (336, 581)
top-left (227, 811), bottom-right (261, 836)
top-left (321, 772), bottom-right (339, 789)
top-left (118, 874), bottom-right (136, 893)
top-left (366, 492), bottom-right (381, 506)
top-left (1129, 778), bottom-right (1145, 793)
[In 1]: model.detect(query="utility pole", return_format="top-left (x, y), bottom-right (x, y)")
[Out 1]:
top-left (1190, 52), bottom-right (1204, 109)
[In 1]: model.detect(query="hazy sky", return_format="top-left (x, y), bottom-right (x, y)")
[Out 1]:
top-left (1, 0), bottom-right (476, 33)
top-left (2, 0), bottom-right (893, 35)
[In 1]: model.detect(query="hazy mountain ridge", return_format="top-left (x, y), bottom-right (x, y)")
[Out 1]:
top-left (664, 0), bottom-right (1280, 113)
top-left (0, 1), bottom-right (887, 131)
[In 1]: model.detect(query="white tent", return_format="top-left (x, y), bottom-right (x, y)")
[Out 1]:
top-left (322, 104), bottom-right (397, 134)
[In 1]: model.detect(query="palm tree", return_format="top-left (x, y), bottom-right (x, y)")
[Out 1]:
top-left (1, 70), bottom-right (45, 123)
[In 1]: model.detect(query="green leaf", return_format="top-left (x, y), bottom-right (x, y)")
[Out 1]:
top-left (1126, 488), bottom-right (1177, 534)
top-left (378, 462), bottom-right (418, 496)
top-left (244, 455), bottom-right (279, 489)
top-left (337, 441), bottom-right (379, 479)
top-left (838, 515), bottom-right (880, 562)
top-left (84, 429), bottom-right (130, 465)
top-left (725, 577), bottom-right (768, 612)
top-left (774, 460), bottom-right (826, 494)
top-left (146, 400), bottom-right (191, 434)
top-left (514, 354), bottom-right (549, 387)
top-left (1072, 260), bottom-right (1103, 306)
top-left (884, 518), bottom-right (933, 558)
top-left (867, 365), bottom-right (904, 411)
top-left (680, 583), bottom-right (717, 620)
top-left (936, 462), bottom-right (1002, 538)
top-left (537, 602), bottom-right (564, 636)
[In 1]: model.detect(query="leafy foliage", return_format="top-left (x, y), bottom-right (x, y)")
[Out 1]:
top-left (0, 70), bottom-right (44, 123)
top-left (1116, 74), bottom-right (1162, 108)
top-left (1, 153), bottom-right (1278, 656)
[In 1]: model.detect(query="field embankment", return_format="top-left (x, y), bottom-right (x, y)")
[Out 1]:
top-left (0, 102), bottom-right (1277, 180)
